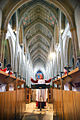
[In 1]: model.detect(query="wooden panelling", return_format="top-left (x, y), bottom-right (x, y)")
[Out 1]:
top-left (25, 88), bottom-right (32, 103)
top-left (32, 89), bottom-right (36, 102)
top-left (0, 89), bottom-right (26, 120)
top-left (53, 89), bottom-right (80, 120)
top-left (48, 88), bottom-right (53, 103)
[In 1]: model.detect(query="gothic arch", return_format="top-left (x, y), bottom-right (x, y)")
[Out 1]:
top-left (17, 52), bottom-right (20, 75)
top-left (57, 51), bottom-right (61, 73)
top-left (1, 0), bottom-right (78, 66)
top-left (3, 0), bottom-right (75, 30)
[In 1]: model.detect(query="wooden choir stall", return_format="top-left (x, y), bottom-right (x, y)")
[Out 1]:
top-left (48, 87), bottom-right (53, 103)
top-left (25, 87), bottom-right (32, 103)
top-left (52, 67), bottom-right (80, 120)
top-left (0, 70), bottom-right (26, 120)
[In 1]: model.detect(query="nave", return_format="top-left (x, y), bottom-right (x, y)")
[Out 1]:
top-left (0, 0), bottom-right (80, 120)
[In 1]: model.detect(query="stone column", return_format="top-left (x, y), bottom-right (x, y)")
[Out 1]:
top-left (19, 25), bottom-right (23, 45)
top-left (0, 9), bottom-right (2, 29)
top-left (54, 23), bottom-right (59, 44)
top-left (57, 50), bottom-right (59, 74)
top-left (21, 45), bottom-right (24, 79)
top-left (51, 60), bottom-right (54, 78)
top-left (0, 9), bottom-right (3, 63)
top-left (14, 10), bottom-right (19, 75)
top-left (0, 30), bottom-right (3, 62)
top-left (25, 52), bottom-right (27, 85)
top-left (0, 30), bottom-right (7, 66)
top-left (21, 26), bottom-right (26, 79)
top-left (59, 11), bottom-right (64, 72)
top-left (54, 53), bottom-right (57, 76)
top-left (25, 47), bottom-right (29, 86)
top-left (0, 9), bottom-right (7, 66)
top-left (70, 28), bottom-right (77, 64)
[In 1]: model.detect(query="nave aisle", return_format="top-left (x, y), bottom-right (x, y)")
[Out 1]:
top-left (22, 102), bottom-right (53, 120)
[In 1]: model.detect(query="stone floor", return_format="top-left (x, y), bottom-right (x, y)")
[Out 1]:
top-left (22, 102), bottom-right (53, 120)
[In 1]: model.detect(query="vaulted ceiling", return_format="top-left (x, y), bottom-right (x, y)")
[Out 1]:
top-left (7, 0), bottom-right (61, 68)
top-left (15, 0), bottom-right (59, 67)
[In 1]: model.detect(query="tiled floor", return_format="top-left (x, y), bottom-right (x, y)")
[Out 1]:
top-left (22, 102), bottom-right (53, 120)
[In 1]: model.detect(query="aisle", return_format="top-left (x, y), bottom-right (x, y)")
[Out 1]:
top-left (22, 102), bottom-right (53, 120)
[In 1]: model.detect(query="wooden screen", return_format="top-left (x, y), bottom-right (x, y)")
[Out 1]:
top-left (48, 87), bottom-right (53, 103)
top-left (53, 89), bottom-right (80, 120)
top-left (0, 89), bottom-right (26, 120)
top-left (25, 88), bottom-right (32, 103)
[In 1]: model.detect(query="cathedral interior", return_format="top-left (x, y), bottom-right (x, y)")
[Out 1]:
top-left (0, 0), bottom-right (80, 120)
